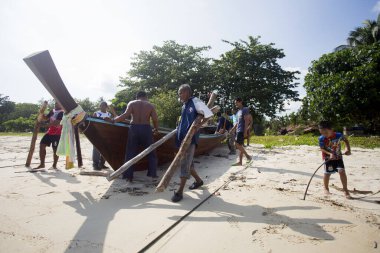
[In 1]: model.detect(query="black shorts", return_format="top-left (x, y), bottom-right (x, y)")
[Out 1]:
top-left (40, 134), bottom-right (60, 149)
top-left (236, 132), bottom-right (244, 145)
top-left (324, 159), bottom-right (345, 174)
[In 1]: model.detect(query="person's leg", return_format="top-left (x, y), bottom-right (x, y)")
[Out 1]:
top-left (230, 132), bottom-right (236, 154)
top-left (123, 126), bottom-right (138, 181)
top-left (141, 126), bottom-right (157, 178)
top-left (246, 129), bottom-right (250, 146)
top-left (99, 155), bottom-right (106, 168)
top-left (36, 143), bottom-right (47, 168)
top-left (177, 177), bottom-right (187, 194)
top-left (190, 163), bottom-right (202, 183)
top-left (177, 145), bottom-right (195, 194)
top-left (51, 135), bottom-right (60, 169)
top-left (35, 134), bottom-right (51, 169)
top-left (323, 173), bottom-right (331, 195)
top-left (92, 147), bottom-right (101, 170)
top-left (172, 144), bottom-right (194, 202)
top-left (338, 169), bottom-right (351, 198)
top-left (52, 147), bottom-right (59, 169)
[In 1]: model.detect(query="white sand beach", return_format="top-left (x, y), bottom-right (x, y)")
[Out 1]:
top-left (0, 135), bottom-right (379, 253)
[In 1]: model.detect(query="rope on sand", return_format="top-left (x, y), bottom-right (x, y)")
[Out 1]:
top-left (138, 160), bottom-right (255, 253)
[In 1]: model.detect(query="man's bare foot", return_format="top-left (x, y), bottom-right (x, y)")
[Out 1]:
top-left (246, 155), bottom-right (252, 161)
top-left (324, 189), bottom-right (332, 195)
top-left (33, 164), bottom-right (45, 169)
top-left (232, 162), bottom-right (242, 166)
top-left (344, 191), bottom-right (352, 199)
top-left (49, 166), bottom-right (59, 170)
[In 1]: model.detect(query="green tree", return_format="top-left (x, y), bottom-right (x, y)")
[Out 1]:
top-left (150, 90), bottom-right (181, 128)
top-left (9, 103), bottom-right (39, 119)
top-left (75, 98), bottom-right (98, 114)
top-left (213, 36), bottom-right (300, 117)
top-left (111, 87), bottom-right (141, 114)
top-left (304, 43), bottom-right (380, 130)
top-left (120, 40), bottom-right (213, 95)
top-left (347, 14), bottom-right (380, 46)
top-left (0, 94), bottom-right (16, 125)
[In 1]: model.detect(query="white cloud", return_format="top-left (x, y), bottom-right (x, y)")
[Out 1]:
top-left (373, 0), bottom-right (380, 12)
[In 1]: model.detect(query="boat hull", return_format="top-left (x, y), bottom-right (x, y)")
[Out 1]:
top-left (80, 117), bottom-right (224, 171)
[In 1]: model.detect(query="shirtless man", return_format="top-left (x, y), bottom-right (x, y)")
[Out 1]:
top-left (113, 91), bottom-right (159, 181)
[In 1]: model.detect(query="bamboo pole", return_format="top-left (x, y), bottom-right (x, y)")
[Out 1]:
top-left (25, 101), bottom-right (48, 167)
top-left (155, 92), bottom-right (219, 192)
top-left (107, 129), bottom-right (178, 181)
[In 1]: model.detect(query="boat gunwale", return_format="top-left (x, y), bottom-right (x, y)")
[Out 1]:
top-left (85, 117), bottom-right (225, 139)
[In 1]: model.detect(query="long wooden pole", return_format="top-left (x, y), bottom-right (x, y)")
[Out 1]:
top-left (107, 129), bottom-right (178, 181)
top-left (156, 92), bottom-right (219, 192)
top-left (25, 101), bottom-right (48, 167)
top-left (74, 126), bottom-right (83, 168)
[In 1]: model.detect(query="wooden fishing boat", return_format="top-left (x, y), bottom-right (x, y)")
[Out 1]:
top-left (23, 50), bottom-right (225, 170)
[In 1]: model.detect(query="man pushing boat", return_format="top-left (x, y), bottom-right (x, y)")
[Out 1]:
top-left (113, 91), bottom-right (159, 182)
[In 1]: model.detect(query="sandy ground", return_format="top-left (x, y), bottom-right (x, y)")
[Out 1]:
top-left (0, 135), bottom-right (379, 253)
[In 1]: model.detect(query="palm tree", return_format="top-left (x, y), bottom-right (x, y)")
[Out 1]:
top-left (347, 13), bottom-right (380, 46)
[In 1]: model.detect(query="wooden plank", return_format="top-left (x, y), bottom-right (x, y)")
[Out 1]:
top-left (25, 101), bottom-right (48, 167)
top-left (79, 170), bottom-right (110, 177)
top-left (107, 129), bottom-right (178, 181)
top-left (155, 98), bottom-right (220, 193)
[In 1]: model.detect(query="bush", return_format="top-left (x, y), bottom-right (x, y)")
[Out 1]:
top-left (2, 117), bottom-right (35, 132)
top-left (150, 91), bottom-right (181, 128)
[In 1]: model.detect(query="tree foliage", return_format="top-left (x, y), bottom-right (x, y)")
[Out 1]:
top-left (0, 94), bottom-right (16, 124)
top-left (347, 14), bottom-right (380, 46)
top-left (304, 43), bottom-right (380, 128)
top-left (213, 36), bottom-right (300, 117)
top-left (115, 38), bottom-right (300, 121)
top-left (150, 90), bottom-right (181, 128)
top-left (120, 41), bottom-right (213, 95)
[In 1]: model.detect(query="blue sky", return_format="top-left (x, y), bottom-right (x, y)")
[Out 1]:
top-left (0, 0), bottom-right (379, 114)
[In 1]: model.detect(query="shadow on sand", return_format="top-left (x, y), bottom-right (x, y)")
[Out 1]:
top-left (61, 153), bottom-right (350, 252)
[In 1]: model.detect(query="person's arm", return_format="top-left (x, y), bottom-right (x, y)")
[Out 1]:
top-left (50, 111), bottom-right (63, 126)
top-left (215, 118), bottom-right (222, 134)
top-left (343, 137), bottom-right (351, 155)
top-left (319, 137), bottom-right (336, 159)
top-left (243, 109), bottom-right (250, 137)
top-left (151, 106), bottom-right (159, 133)
top-left (113, 103), bottom-right (132, 123)
top-left (320, 148), bottom-right (334, 157)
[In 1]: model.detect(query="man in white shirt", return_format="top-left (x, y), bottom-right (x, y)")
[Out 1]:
top-left (92, 101), bottom-right (113, 170)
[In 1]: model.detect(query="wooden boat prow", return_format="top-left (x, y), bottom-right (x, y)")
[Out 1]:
top-left (23, 50), bottom-right (225, 171)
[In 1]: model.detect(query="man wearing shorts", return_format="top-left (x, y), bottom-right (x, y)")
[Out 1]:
top-left (171, 84), bottom-right (213, 202)
top-left (318, 120), bottom-right (352, 199)
top-left (230, 98), bottom-right (251, 166)
top-left (34, 102), bottom-right (64, 169)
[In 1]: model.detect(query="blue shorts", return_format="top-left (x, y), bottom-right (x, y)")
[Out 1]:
top-left (324, 159), bottom-right (345, 174)
top-left (180, 144), bottom-right (195, 179)
top-left (235, 132), bottom-right (244, 145)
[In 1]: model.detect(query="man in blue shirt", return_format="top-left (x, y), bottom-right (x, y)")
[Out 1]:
top-left (229, 98), bottom-right (252, 166)
top-left (172, 84), bottom-right (213, 202)
top-left (215, 111), bottom-right (235, 154)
